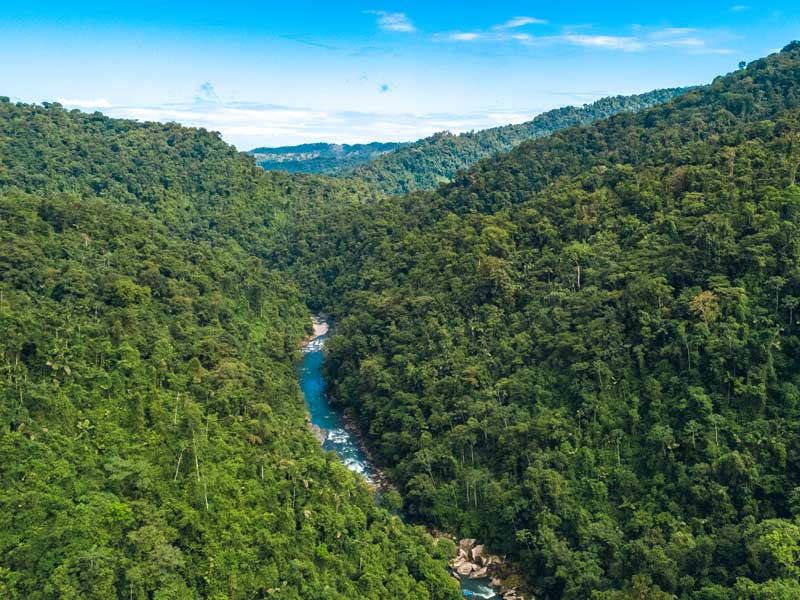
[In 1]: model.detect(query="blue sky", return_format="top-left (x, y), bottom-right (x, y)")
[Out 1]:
top-left (1, 1), bottom-right (798, 149)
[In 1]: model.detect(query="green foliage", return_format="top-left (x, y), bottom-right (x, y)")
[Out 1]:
top-left (5, 39), bottom-right (800, 600)
top-left (279, 43), bottom-right (800, 598)
top-left (342, 88), bottom-right (691, 195)
top-left (0, 104), bottom-right (458, 598)
top-left (249, 141), bottom-right (406, 174)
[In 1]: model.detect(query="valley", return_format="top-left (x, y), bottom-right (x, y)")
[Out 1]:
top-left (299, 316), bottom-right (504, 599)
top-left (299, 316), bottom-right (380, 485)
top-left (2, 35), bottom-right (800, 600)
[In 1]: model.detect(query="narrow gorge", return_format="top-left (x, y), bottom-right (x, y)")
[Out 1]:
top-left (298, 316), bottom-right (519, 599)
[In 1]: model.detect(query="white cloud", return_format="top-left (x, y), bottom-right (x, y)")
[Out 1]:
top-left (436, 31), bottom-right (645, 51)
top-left (731, 4), bottom-right (750, 11)
top-left (557, 30), bottom-right (733, 54)
top-left (433, 22), bottom-right (732, 55)
top-left (560, 34), bottom-right (645, 51)
top-left (486, 112), bottom-right (533, 123)
top-left (434, 15), bottom-right (546, 43)
top-left (366, 11), bottom-right (416, 33)
top-left (433, 29), bottom-right (535, 43)
top-left (443, 31), bottom-right (482, 41)
top-left (71, 91), bottom-right (544, 149)
top-left (689, 47), bottom-right (735, 55)
top-left (495, 16), bottom-right (548, 29)
top-left (645, 28), bottom-right (733, 54)
top-left (57, 98), bottom-right (113, 109)
top-left (648, 27), bottom-right (697, 39)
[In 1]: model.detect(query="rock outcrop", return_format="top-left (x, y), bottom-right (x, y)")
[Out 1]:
top-left (450, 538), bottom-right (526, 599)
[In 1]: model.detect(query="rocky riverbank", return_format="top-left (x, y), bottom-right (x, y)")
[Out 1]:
top-left (300, 315), bottom-right (511, 599)
top-left (299, 315), bottom-right (385, 486)
top-left (302, 315), bottom-right (329, 346)
top-left (451, 538), bottom-right (527, 600)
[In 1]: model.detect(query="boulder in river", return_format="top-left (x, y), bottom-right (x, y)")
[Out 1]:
top-left (470, 565), bottom-right (488, 579)
top-left (459, 538), bottom-right (477, 553)
top-left (471, 544), bottom-right (485, 563)
top-left (456, 561), bottom-right (474, 576)
top-left (308, 423), bottom-right (328, 444)
top-left (452, 537), bottom-right (528, 597)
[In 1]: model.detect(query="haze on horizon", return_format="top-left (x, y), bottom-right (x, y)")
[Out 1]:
top-left (1, 0), bottom-right (799, 149)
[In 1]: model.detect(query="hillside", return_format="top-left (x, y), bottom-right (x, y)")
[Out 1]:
top-left (0, 99), bottom-right (459, 600)
top-left (5, 41), bottom-right (800, 600)
top-left (340, 87), bottom-right (691, 195)
top-left (278, 43), bottom-right (800, 598)
top-left (248, 141), bottom-right (405, 175)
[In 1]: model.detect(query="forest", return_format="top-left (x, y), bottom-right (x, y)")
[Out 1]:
top-left (302, 42), bottom-right (800, 599)
top-left (3, 41), bottom-right (800, 600)
top-left (0, 99), bottom-right (459, 599)
top-left (248, 142), bottom-right (406, 175)
top-left (340, 88), bottom-right (690, 196)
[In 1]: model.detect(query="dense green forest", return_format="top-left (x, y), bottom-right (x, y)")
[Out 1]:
top-left (337, 88), bottom-right (690, 196)
top-left (248, 142), bottom-right (406, 175)
top-left (269, 44), bottom-right (800, 598)
top-left (5, 41), bottom-right (800, 600)
top-left (0, 99), bottom-right (459, 599)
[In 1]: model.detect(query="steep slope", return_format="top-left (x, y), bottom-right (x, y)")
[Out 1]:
top-left (0, 99), bottom-right (380, 251)
top-left (295, 44), bottom-right (800, 598)
top-left (0, 99), bottom-right (459, 600)
top-left (248, 141), bottom-right (406, 174)
top-left (342, 87), bottom-right (691, 195)
top-left (5, 42), bottom-right (799, 600)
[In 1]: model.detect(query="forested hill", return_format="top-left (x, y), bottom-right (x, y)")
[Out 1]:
top-left (248, 141), bottom-right (406, 175)
top-left (277, 43), bottom-right (800, 598)
top-left (0, 98), bottom-right (460, 599)
top-left (339, 87), bottom-right (691, 195)
top-left (5, 40), bottom-right (800, 600)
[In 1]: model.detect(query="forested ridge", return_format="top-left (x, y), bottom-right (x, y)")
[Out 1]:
top-left (339, 88), bottom-right (691, 196)
top-left (4, 41), bottom-right (800, 600)
top-left (275, 44), bottom-right (800, 598)
top-left (248, 142), bottom-right (406, 175)
top-left (0, 99), bottom-right (459, 599)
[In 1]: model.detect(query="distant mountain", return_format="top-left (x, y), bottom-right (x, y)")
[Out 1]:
top-left (248, 141), bottom-right (406, 174)
top-left (250, 89), bottom-right (692, 194)
top-left (342, 87), bottom-right (693, 195)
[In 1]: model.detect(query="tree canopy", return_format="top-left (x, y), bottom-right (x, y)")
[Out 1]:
top-left (282, 43), bottom-right (800, 598)
top-left (4, 41), bottom-right (800, 600)
top-left (342, 88), bottom-right (691, 196)
top-left (0, 98), bottom-right (459, 599)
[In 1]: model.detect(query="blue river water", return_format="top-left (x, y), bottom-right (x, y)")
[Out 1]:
top-left (299, 330), bottom-right (380, 481)
top-left (299, 321), bottom-right (500, 599)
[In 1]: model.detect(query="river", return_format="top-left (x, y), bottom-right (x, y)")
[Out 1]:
top-left (299, 324), bottom-right (379, 482)
top-left (299, 317), bottom-right (502, 599)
